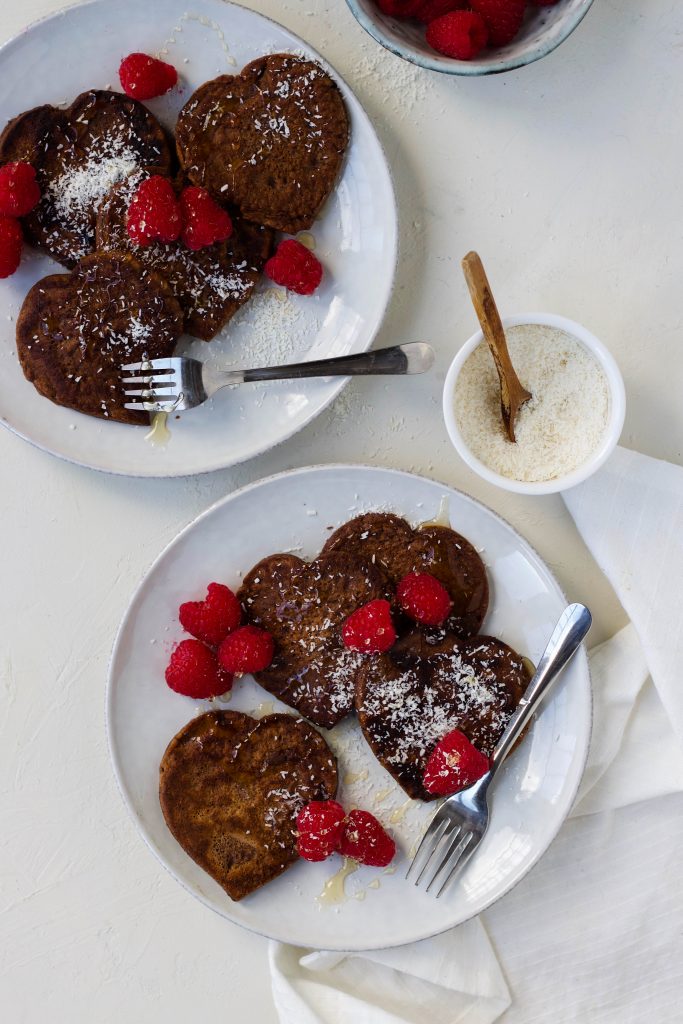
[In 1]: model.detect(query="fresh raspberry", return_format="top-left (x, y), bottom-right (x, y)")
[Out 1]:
top-left (218, 625), bottom-right (275, 674)
top-left (416, 0), bottom-right (467, 24)
top-left (396, 572), bottom-right (453, 626)
top-left (423, 729), bottom-right (490, 795)
top-left (165, 638), bottom-right (233, 699)
top-left (264, 239), bottom-right (323, 296)
top-left (376, 0), bottom-right (423, 16)
top-left (127, 176), bottom-right (181, 246)
top-left (339, 810), bottom-right (396, 867)
top-left (470, 0), bottom-right (525, 47)
top-left (0, 216), bottom-right (23, 278)
top-left (0, 162), bottom-right (40, 217)
top-left (119, 52), bottom-right (178, 100)
top-left (179, 186), bottom-right (233, 251)
top-left (296, 800), bottom-right (346, 862)
top-left (426, 10), bottom-right (489, 58)
top-left (178, 582), bottom-right (242, 647)
top-left (342, 600), bottom-right (397, 654)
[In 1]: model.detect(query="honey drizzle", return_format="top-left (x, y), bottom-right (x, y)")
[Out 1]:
top-left (250, 701), bottom-right (276, 718)
top-left (419, 495), bottom-right (451, 530)
top-left (317, 857), bottom-right (358, 905)
top-left (389, 798), bottom-right (413, 824)
top-left (145, 411), bottom-right (170, 446)
top-left (297, 231), bottom-right (317, 251)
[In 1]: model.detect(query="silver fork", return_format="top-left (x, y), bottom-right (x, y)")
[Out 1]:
top-left (120, 342), bottom-right (434, 412)
top-left (407, 602), bottom-right (592, 898)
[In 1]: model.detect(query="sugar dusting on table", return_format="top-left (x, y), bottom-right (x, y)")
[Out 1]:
top-left (454, 324), bottom-right (610, 482)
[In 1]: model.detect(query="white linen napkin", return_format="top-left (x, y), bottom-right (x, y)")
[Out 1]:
top-left (564, 446), bottom-right (683, 745)
top-left (270, 447), bottom-right (683, 1024)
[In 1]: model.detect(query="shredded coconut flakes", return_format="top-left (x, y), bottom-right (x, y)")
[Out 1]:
top-left (454, 324), bottom-right (610, 482)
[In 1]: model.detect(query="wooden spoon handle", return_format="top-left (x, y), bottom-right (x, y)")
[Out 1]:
top-left (461, 251), bottom-right (531, 441)
top-left (461, 252), bottom-right (521, 408)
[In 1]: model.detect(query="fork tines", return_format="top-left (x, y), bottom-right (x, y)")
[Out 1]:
top-left (407, 818), bottom-right (476, 897)
top-left (120, 359), bottom-right (175, 375)
top-left (120, 359), bottom-right (179, 411)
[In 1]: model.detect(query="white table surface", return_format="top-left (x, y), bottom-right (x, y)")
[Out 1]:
top-left (1, 0), bottom-right (681, 1020)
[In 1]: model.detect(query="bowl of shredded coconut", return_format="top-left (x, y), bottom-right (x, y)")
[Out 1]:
top-left (443, 313), bottom-right (625, 494)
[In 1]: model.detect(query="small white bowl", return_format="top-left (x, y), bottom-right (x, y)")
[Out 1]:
top-left (345, 0), bottom-right (595, 77)
top-left (442, 313), bottom-right (626, 495)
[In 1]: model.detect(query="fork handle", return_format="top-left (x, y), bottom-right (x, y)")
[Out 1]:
top-left (217, 343), bottom-right (434, 385)
top-left (490, 603), bottom-right (592, 774)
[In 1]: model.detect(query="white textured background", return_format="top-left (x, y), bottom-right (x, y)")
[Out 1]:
top-left (1, 0), bottom-right (681, 1020)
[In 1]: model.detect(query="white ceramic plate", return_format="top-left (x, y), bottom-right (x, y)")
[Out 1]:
top-left (0, 0), bottom-right (397, 476)
top-left (107, 465), bottom-right (592, 950)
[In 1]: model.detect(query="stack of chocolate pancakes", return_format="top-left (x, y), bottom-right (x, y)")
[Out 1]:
top-left (3, 54), bottom-right (349, 423)
top-left (239, 512), bottom-right (530, 803)
top-left (159, 511), bottom-right (529, 902)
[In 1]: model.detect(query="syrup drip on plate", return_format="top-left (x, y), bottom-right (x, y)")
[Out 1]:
top-left (317, 857), bottom-right (358, 905)
top-left (145, 411), bottom-right (171, 446)
top-left (212, 688), bottom-right (232, 704)
top-left (250, 701), bottom-right (276, 718)
top-left (297, 231), bottom-right (316, 251)
top-left (419, 495), bottom-right (450, 530)
top-left (373, 787), bottom-right (393, 806)
top-left (389, 798), bottom-right (414, 824)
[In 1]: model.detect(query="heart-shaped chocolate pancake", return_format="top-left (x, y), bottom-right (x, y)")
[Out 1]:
top-left (0, 89), bottom-right (172, 267)
top-left (16, 252), bottom-right (183, 424)
top-left (96, 174), bottom-right (274, 340)
top-left (176, 54), bottom-right (349, 234)
top-left (159, 711), bottom-right (337, 901)
top-left (238, 551), bottom-right (393, 728)
top-left (356, 632), bottom-right (529, 801)
top-left (321, 513), bottom-right (489, 638)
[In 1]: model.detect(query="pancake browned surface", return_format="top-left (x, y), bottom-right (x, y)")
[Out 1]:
top-left (16, 252), bottom-right (183, 425)
top-left (0, 89), bottom-right (172, 267)
top-left (356, 632), bottom-right (528, 801)
top-left (96, 174), bottom-right (274, 340)
top-left (238, 551), bottom-right (393, 728)
top-left (176, 54), bottom-right (349, 233)
top-left (321, 513), bottom-right (489, 638)
top-left (159, 711), bottom-right (337, 901)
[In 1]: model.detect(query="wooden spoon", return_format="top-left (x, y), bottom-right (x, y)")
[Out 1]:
top-left (461, 251), bottom-right (532, 443)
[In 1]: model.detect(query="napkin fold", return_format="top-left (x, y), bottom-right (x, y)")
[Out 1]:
top-left (564, 446), bottom-right (683, 743)
top-left (271, 447), bottom-right (683, 1024)
top-left (270, 918), bottom-right (510, 1024)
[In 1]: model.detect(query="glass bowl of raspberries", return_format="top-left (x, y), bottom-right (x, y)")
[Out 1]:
top-left (345, 0), bottom-right (594, 74)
